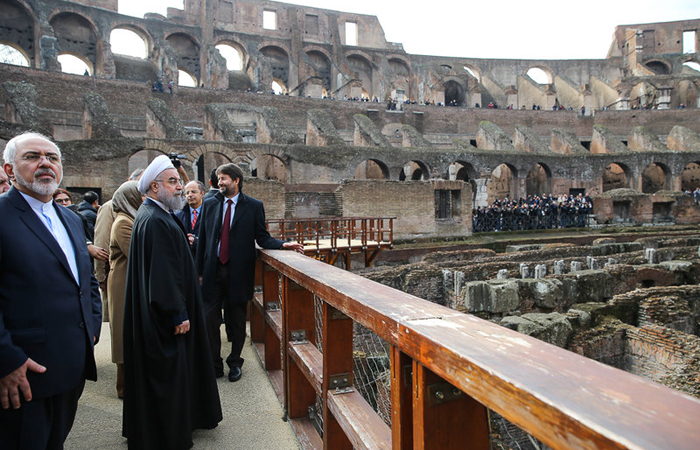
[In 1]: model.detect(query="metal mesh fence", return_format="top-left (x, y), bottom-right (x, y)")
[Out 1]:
top-left (352, 323), bottom-right (392, 425)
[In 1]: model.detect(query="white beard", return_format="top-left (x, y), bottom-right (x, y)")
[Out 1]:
top-left (14, 168), bottom-right (60, 197)
top-left (157, 189), bottom-right (186, 212)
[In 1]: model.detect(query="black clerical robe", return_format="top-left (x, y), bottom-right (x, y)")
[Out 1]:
top-left (122, 199), bottom-right (221, 450)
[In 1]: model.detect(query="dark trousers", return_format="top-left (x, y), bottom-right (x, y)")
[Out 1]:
top-left (204, 262), bottom-right (248, 375)
top-left (0, 380), bottom-right (85, 450)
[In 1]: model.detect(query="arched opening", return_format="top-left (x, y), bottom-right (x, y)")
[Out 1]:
top-left (57, 53), bottom-right (92, 75)
top-left (399, 161), bottom-right (430, 181)
top-left (526, 67), bottom-right (550, 84)
top-left (526, 163), bottom-right (552, 196)
top-left (645, 61), bottom-right (670, 75)
top-left (216, 43), bottom-right (243, 71)
top-left (271, 78), bottom-right (286, 95)
top-left (683, 61), bottom-right (700, 74)
top-left (347, 54), bottom-right (373, 97)
top-left (463, 65), bottom-right (480, 82)
top-left (603, 163), bottom-right (630, 192)
top-left (195, 152), bottom-right (232, 187)
top-left (681, 162), bottom-right (700, 192)
top-left (306, 50), bottom-right (331, 92)
top-left (0, 0), bottom-right (34, 67)
top-left (178, 69), bottom-right (196, 87)
top-left (449, 161), bottom-right (476, 182)
top-left (0, 42), bottom-right (30, 66)
top-left (166, 33), bottom-right (200, 85)
top-left (260, 46), bottom-right (290, 93)
top-left (50, 13), bottom-right (98, 72)
top-left (110, 28), bottom-right (147, 58)
top-left (642, 163), bottom-right (669, 193)
top-left (487, 163), bottom-right (517, 202)
top-left (354, 159), bottom-right (389, 180)
top-left (444, 80), bottom-right (465, 106)
top-left (251, 155), bottom-right (287, 183)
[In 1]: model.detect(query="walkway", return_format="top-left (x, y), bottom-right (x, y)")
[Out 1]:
top-left (65, 323), bottom-right (301, 450)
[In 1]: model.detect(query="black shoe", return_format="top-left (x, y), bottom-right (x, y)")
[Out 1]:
top-left (228, 366), bottom-right (242, 382)
top-left (215, 369), bottom-right (224, 378)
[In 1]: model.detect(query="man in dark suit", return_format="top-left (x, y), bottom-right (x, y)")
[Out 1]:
top-left (196, 163), bottom-right (303, 381)
top-left (0, 132), bottom-right (102, 449)
top-left (176, 180), bottom-right (205, 256)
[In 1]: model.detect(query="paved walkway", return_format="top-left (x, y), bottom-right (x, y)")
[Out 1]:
top-left (65, 323), bottom-right (301, 450)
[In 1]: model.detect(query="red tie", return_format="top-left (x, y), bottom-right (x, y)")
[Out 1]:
top-left (191, 209), bottom-right (198, 229)
top-left (219, 199), bottom-right (232, 264)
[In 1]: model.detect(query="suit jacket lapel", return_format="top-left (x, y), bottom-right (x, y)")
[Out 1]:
top-left (230, 194), bottom-right (247, 229)
top-left (11, 190), bottom-right (76, 282)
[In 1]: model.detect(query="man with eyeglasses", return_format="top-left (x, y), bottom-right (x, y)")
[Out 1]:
top-left (0, 167), bottom-right (10, 195)
top-left (0, 132), bottom-right (102, 449)
top-left (122, 155), bottom-right (221, 450)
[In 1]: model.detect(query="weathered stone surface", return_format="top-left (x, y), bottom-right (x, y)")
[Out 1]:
top-left (551, 128), bottom-right (588, 154)
top-left (2, 81), bottom-right (46, 132)
top-left (83, 92), bottom-right (122, 139)
top-left (353, 114), bottom-right (391, 147)
top-left (203, 104), bottom-right (244, 142)
top-left (463, 280), bottom-right (519, 313)
top-left (146, 98), bottom-right (187, 140)
top-left (477, 121), bottom-right (515, 151)
top-left (513, 124), bottom-right (549, 153)
top-left (500, 312), bottom-right (573, 348)
top-left (400, 124), bottom-right (432, 148)
top-left (591, 125), bottom-right (628, 154)
top-left (667, 125), bottom-right (700, 151)
top-left (306, 109), bottom-right (345, 147)
top-left (560, 269), bottom-right (613, 303)
top-left (628, 125), bottom-right (668, 152)
top-left (518, 279), bottom-right (563, 309)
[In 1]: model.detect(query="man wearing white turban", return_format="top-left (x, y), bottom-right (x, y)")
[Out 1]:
top-left (122, 155), bottom-right (221, 450)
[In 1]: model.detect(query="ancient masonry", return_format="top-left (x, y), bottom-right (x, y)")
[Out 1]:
top-left (2, 1), bottom-right (700, 441)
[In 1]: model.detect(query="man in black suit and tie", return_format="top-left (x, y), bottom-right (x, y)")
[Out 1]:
top-left (196, 163), bottom-right (303, 381)
top-left (176, 180), bottom-right (204, 256)
top-left (0, 132), bottom-right (102, 449)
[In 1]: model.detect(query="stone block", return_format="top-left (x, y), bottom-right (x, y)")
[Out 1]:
top-left (463, 280), bottom-right (519, 313)
top-left (519, 279), bottom-right (563, 309)
top-left (561, 270), bottom-right (613, 304)
top-left (500, 312), bottom-right (573, 348)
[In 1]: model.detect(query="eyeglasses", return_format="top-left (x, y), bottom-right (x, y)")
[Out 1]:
top-left (20, 153), bottom-right (61, 164)
top-left (154, 177), bottom-right (184, 186)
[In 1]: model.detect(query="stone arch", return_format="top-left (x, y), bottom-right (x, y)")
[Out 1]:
top-left (346, 52), bottom-right (373, 97)
top-left (526, 65), bottom-right (554, 84)
top-left (250, 154), bottom-right (287, 183)
top-left (49, 11), bottom-right (99, 72)
top-left (399, 160), bottom-right (430, 181)
top-left (304, 49), bottom-right (332, 93)
top-left (110, 24), bottom-right (151, 58)
top-left (462, 64), bottom-right (481, 82)
top-left (450, 160), bottom-right (478, 203)
top-left (259, 45), bottom-right (290, 91)
top-left (165, 32), bottom-right (201, 84)
top-left (642, 162), bottom-right (671, 193)
top-left (603, 162), bottom-right (631, 192)
top-left (681, 161), bottom-right (700, 191)
top-left (645, 60), bottom-right (671, 75)
top-left (215, 39), bottom-right (247, 71)
top-left (526, 162), bottom-right (552, 196)
top-left (443, 78), bottom-right (465, 106)
top-left (0, 0), bottom-right (35, 66)
top-left (127, 140), bottom-right (176, 176)
top-left (0, 41), bottom-right (31, 66)
top-left (57, 52), bottom-right (92, 74)
top-left (487, 163), bottom-right (518, 202)
top-left (388, 57), bottom-right (410, 101)
top-left (355, 159), bottom-right (389, 180)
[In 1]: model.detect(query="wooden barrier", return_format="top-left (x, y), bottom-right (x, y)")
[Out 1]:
top-left (252, 250), bottom-right (700, 450)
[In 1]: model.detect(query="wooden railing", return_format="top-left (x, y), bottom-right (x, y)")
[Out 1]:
top-left (266, 217), bottom-right (394, 267)
top-left (252, 250), bottom-right (700, 450)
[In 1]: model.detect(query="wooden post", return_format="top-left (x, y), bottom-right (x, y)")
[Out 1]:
top-left (284, 277), bottom-right (316, 420)
top-left (391, 347), bottom-right (413, 450)
top-left (412, 362), bottom-right (489, 450)
top-left (322, 302), bottom-right (354, 450)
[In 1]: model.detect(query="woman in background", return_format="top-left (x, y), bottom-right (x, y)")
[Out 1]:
top-left (106, 181), bottom-right (143, 398)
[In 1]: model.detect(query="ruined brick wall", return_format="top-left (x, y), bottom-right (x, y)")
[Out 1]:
top-left (244, 178), bottom-right (286, 220)
top-left (338, 180), bottom-right (439, 239)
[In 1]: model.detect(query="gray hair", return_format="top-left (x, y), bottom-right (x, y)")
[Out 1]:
top-left (3, 132), bottom-right (61, 166)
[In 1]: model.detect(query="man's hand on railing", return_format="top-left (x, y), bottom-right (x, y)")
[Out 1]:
top-left (282, 241), bottom-right (304, 254)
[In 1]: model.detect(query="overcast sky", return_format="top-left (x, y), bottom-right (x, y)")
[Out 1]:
top-left (118, 0), bottom-right (700, 60)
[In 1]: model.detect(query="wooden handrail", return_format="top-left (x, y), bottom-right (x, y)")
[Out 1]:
top-left (256, 250), bottom-right (700, 449)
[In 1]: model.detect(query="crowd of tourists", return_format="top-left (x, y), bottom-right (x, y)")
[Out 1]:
top-left (472, 193), bottom-right (593, 232)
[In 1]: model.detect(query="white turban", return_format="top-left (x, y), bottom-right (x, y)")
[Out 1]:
top-left (138, 155), bottom-right (175, 194)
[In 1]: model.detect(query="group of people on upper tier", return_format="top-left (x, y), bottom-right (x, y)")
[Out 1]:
top-left (0, 132), bottom-right (303, 450)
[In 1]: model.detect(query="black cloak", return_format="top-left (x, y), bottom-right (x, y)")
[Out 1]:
top-left (122, 199), bottom-right (222, 450)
